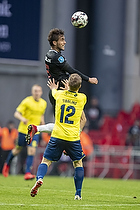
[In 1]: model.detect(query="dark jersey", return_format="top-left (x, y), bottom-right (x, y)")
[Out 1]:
top-left (45, 49), bottom-right (89, 88)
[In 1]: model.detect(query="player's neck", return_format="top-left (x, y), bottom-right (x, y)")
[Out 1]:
top-left (33, 97), bottom-right (40, 102)
top-left (68, 89), bottom-right (78, 93)
top-left (51, 47), bottom-right (61, 53)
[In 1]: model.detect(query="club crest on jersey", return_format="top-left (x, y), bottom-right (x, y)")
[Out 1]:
top-left (58, 56), bottom-right (64, 63)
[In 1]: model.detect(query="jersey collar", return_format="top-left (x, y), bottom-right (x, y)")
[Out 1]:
top-left (68, 90), bottom-right (77, 93)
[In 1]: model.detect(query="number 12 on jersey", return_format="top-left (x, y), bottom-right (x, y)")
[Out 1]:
top-left (60, 104), bottom-right (75, 124)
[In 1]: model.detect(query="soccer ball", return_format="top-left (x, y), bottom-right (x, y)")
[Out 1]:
top-left (71, 11), bottom-right (88, 28)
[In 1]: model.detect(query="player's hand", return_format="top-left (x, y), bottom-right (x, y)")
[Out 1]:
top-left (47, 78), bottom-right (59, 90)
top-left (22, 118), bottom-right (28, 125)
top-left (60, 79), bottom-right (69, 90)
top-left (88, 77), bottom-right (98, 84)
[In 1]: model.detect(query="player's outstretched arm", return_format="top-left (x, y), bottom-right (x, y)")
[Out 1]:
top-left (88, 77), bottom-right (98, 84)
top-left (62, 62), bottom-right (98, 84)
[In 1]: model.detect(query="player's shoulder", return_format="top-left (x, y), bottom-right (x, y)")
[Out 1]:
top-left (23, 96), bottom-right (39, 103)
top-left (17, 96), bottom-right (31, 108)
top-left (46, 50), bottom-right (57, 59)
top-left (78, 92), bottom-right (87, 102)
top-left (53, 89), bottom-right (63, 94)
top-left (21, 96), bottom-right (31, 103)
top-left (45, 50), bottom-right (66, 64)
top-left (26, 96), bottom-right (33, 101)
top-left (53, 89), bottom-right (64, 97)
top-left (78, 92), bottom-right (87, 98)
top-left (40, 98), bottom-right (47, 104)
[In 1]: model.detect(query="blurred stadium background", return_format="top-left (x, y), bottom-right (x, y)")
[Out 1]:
top-left (0, 0), bottom-right (140, 127)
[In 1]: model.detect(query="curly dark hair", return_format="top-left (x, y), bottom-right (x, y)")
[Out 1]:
top-left (48, 28), bottom-right (64, 46)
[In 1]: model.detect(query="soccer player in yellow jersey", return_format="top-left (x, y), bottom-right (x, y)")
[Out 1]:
top-left (2, 84), bottom-right (47, 180)
top-left (30, 74), bottom-right (87, 200)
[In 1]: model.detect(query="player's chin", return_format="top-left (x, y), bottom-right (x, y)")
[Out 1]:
top-left (61, 47), bottom-right (65, 51)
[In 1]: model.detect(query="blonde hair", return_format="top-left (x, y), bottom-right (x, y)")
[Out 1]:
top-left (31, 84), bottom-right (41, 89)
top-left (68, 74), bottom-right (82, 91)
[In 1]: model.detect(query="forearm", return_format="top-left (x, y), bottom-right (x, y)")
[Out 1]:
top-left (80, 111), bottom-right (87, 131)
top-left (63, 62), bottom-right (98, 84)
top-left (62, 62), bottom-right (89, 82)
top-left (40, 115), bottom-right (45, 125)
top-left (14, 111), bottom-right (26, 122)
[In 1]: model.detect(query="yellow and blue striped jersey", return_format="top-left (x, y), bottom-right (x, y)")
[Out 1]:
top-left (16, 96), bottom-right (47, 134)
top-left (51, 89), bottom-right (87, 141)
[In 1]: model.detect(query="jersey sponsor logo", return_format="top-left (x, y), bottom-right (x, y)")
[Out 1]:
top-left (45, 56), bottom-right (51, 63)
top-left (58, 56), bottom-right (64, 63)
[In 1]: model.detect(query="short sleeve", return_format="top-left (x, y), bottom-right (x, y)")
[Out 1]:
top-left (16, 98), bottom-right (28, 114)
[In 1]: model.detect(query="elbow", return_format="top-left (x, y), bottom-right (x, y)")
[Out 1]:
top-left (14, 111), bottom-right (19, 119)
top-left (14, 111), bottom-right (17, 118)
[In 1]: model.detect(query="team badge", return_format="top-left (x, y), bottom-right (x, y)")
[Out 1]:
top-left (58, 56), bottom-right (64, 63)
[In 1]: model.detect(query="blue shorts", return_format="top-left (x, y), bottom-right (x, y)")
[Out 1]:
top-left (17, 132), bottom-right (39, 148)
top-left (43, 137), bottom-right (85, 162)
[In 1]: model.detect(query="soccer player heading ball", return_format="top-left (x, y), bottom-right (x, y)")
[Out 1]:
top-left (45, 28), bottom-right (98, 113)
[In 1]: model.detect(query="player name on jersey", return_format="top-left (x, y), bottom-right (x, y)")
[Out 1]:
top-left (62, 99), bottom-right (77, 105)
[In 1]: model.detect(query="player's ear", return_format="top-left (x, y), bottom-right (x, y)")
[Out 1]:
top-left (78, 84), bottom-right (81, 90)
top-left (52, 40), bottom-right (57, 46)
